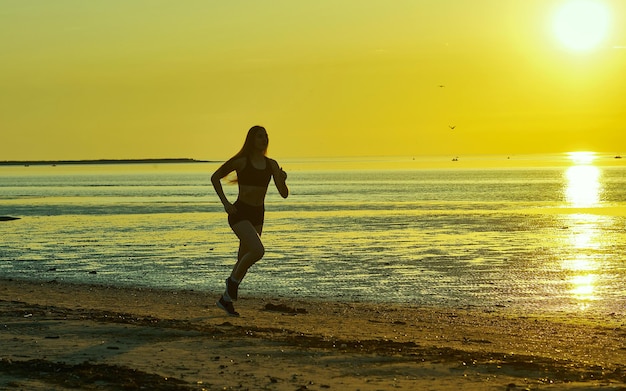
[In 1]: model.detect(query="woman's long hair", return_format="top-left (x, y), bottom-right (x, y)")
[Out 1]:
top-left (225, 125), bottom-right (268, 183)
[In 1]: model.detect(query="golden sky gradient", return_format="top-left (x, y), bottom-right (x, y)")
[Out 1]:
top-left (1, 0), bottom-right (625, 161)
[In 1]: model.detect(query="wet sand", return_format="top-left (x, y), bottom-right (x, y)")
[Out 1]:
top-left (1, 278), bottom-right (625, 390)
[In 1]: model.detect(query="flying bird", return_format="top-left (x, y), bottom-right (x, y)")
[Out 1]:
top-left (449, 125), bottom-right (456, 130)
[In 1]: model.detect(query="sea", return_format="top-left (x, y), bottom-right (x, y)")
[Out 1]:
top-left (1, 153), bottom-right (625, 317)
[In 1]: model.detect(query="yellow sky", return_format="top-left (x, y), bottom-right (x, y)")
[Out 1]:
top-left (1, 0), bottom-right (625, 161)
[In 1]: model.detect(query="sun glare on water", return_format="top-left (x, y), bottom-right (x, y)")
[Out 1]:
top-left (562, 151), bottom-right (604, 310)
top-left (553, 0), bottom-right (611, 52)
top-left (567, 151), bottom-right (597, 165)
top-left (565, 152), bottom-right (600, 208)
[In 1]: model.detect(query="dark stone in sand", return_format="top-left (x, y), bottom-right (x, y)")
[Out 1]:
top-left (263, 303), bottom-right (308, 314)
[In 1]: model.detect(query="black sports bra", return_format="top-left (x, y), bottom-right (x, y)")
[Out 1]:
top-left (238, 156), bottom-right (272, 187)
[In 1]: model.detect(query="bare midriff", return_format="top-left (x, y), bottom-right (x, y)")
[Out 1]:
top-left (237, 184), bottom-right (268, 206)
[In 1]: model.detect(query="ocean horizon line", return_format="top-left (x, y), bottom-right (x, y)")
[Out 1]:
top-left (1, 152), bottom-right (622, 170)
top-left (0, 158), bottom-right (214, 166)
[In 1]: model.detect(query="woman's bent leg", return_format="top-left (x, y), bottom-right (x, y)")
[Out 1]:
top-left (230, 221), bottom-right (264, 282)
top-left (219, 220), bottom-right (263, 313)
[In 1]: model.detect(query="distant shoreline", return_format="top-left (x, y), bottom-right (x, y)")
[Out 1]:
top-left (0, 158), bottom-right (214, 166)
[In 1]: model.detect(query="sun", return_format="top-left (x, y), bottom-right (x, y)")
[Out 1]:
top-left (553, 0), bottom-right (610, 51)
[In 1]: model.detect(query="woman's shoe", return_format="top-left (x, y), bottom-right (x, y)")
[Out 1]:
top-left (217, 296), bottom-right (240, 317)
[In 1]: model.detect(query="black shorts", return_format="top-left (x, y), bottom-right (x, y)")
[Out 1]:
top-left (228, 200), bottom-right (265, 227)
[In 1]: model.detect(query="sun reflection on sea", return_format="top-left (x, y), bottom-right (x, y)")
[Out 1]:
top-left (565, 165), bottom-right (601, 208)
top-left (562, 256), bottom-right (598, 309)
top-left (567, 215), bottom-right (603, 250)
top-left (570, 274), bottom-right (597, 311)
top-left (561, 152), bottom-right (604, 311)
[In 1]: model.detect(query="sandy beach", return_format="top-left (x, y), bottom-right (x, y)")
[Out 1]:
top-left (1, 278), bottom-right (624, 391)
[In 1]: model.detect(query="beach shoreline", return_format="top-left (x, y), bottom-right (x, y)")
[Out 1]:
top-left (1, 278), bottom-right (624, 390)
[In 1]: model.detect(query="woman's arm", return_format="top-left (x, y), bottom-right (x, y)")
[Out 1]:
top-left (270, 159), bottom-right (289, 199)
top-left (211, 159), bottom-right (239, 213)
